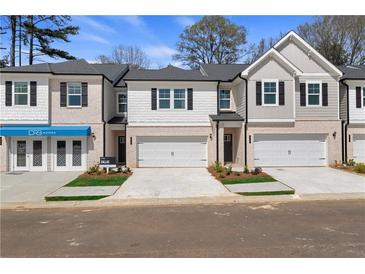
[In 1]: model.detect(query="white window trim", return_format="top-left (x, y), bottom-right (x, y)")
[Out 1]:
top-left (67, 82), bottom-right (82, 108)
top-left (306, 80), bottom-right (322, 107)
top-left (13, 81), bottom-right (29, 106)
top-left (362, 87), bottom-right (365, 108)
top-left (219, 89), bottom-right (231, 110)
top-left (116, 91), bottom-right (127, 114)
top-left (157, 88), bottom-right (187, 110)
top-left (262, 79), bottom-right (279, 106)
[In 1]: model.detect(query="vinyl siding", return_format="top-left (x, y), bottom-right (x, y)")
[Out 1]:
top-left (296, 75), bottom-right (339, 120)
top-left (233, 80), bottom-right (246, 119)
top-left (339, 83), bottom-right (348, 121)
top-left (348, 80), bottom-right (365, 123)
top-left (127, 81), bottom-right (217, 124)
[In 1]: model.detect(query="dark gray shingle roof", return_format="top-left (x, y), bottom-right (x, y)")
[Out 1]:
top-left (209, 111), bottom-right (245, 121)
top-left (91, 64), bottom-right (128, 83)
top-left (200, 64), bottom-right (249, 81)
top-left (340, 65), bottom-right (365, 80)
top-left (108, 116), bottom-right (128, 124)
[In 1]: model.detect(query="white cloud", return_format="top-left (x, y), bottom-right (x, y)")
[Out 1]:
top-left (121, 16), bottom-right (145, 28)
top-left (74, 16), bottom-right (116, 33)
top-left (79, 33), bottom-right (109, 45)
top-left (144, 45), bottom-right (177, 58)
top-left (175, 16), bottom-right (195, 28)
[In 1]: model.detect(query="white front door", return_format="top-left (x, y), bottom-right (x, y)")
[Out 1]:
top-left (53, 138), bottom-right (87, 171)
top-left (137, 136), bottom-right (208, 167)
top-left (253, 134), bottom-right (327, 167)
top-left (12, 138), bottom-right (47, 171)
top-left (353, 134), bottom-right (365, 163)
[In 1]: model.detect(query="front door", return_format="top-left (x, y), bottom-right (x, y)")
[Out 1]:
top-left (118, 136), bottom-right (126, 164)
top-left (12, 138), bottom-right (47, 171)
top-left (224, 134), bottom-right (233, 163)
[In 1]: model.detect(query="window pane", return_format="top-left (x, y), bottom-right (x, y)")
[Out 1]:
top-left (264, 94), bottom-right (276, 104)
top-left (72, 140), bottom-right (82, 166)
top-left (220, 90), bottom-right (230, 99)
top-left (159, 100), bottom-right (170, 109)
top-left (308, 95), bottom-right (320, 105)
top-left (119, 104), bottom-right (127, 112)
top-left (15, 94), bottom-right (28, 105)
top-left (264, 82), bottom-right (276, 93)
top-left (159, 89), bottom-right (170, 99)
top-left (174, 89), bottom-right (185, 99)
top-left (33, 140), bottom-right (42, 167)
top-left (308, 83), bottom-right (320, 94)
top-left (68, 95), bottom-right (81, 106)
top-left (68, 84), bottom-right (81, 94)
top-left (220, 100), bottom-right (230, 109)
top-left (57, 141), bottom-right (66, 166)
top-left (174, 100), bottom-right (185, 109)
top-left (15, 82), bottom-right (27, 93)
top-left (16, 140), bottom-right (26, 167)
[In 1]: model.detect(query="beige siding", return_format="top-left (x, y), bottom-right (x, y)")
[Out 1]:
top-left (277, 40), bottom-right (329, 73)
top-left (247, 58), bottom-right (294, 120)
top-left (103, 79), bottom-right (116, 122)
top-left (0, 136), bottom-right (9, 172)
top-left (127, 81), bottom-right (217, 124)
top-left (232, 80), bottom-right (246, 119)
top-left (296, 75), bottom-right (339, 120)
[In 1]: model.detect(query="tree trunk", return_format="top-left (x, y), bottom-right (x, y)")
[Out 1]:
top-left (18, 16), bottom-right (22, 66)
top-left (28, 16), bottom-right (34, 65)
top-left (10, 16), bottom-right (17, 66)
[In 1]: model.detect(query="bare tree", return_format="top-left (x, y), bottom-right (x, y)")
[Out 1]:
top-left (95, 45), bottom-right (150, 68)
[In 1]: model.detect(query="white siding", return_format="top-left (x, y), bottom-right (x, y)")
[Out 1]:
top-left (0, 73), bottom-right (49, 124)
top-left (347, 80), bottom-right (365, 123)
top-left (127, 81), bottom-right (217, 124)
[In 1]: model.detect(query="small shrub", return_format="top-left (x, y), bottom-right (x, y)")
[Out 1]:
top-left (213, 161), bottom-right (224, 173)
top-left (96, 169), bottom-right (102, 175)
top-left (225, 165), bottom-right (232, 175)
top-left (235, 172), bottom-right (240, 176)
top-left (354, 163), bottom-right (365, 174)
top-left (121, 166), bottom-right (130, 173)
top-left (87, 164), bottom-right (99, 174)
top-left (244, 165), bottom-right (250, 174)
top-left (347, 159), bottom-right (355, 166)
top-left (251, 167), bottom-right (262, 175)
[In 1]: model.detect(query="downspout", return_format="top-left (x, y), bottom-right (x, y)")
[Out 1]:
top-left (340, 79), bottom-right (349, 163)
top-left (238, 75), bottom-right (248, 167)
top-left (216, 81), bottom-right (221, 162)
top-left (101, 76), bottom-right (106, 157)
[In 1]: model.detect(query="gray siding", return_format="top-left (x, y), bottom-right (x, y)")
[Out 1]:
top-left (295, 75), bottom-right (339, 120)
top-left (339, 83), bottom-right (348, 121)
top-left (234, 80), bottom-right (246, 119)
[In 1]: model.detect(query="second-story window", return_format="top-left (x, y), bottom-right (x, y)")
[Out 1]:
top-left (117, 93), bottom-right (127, 113)
top-left (363, 87), bottom-right (365, 107)
top-left (67, 83), bottom-right (82, 107)
top-left (174, 89), bottom-right (185, 109)
top-left (219, 90), bottom-right (231, 110)
top-left (307, 82), bottom-right (321, 106)
top-left (263, 80), bottom-right (278, 106)
top-left (159, 89), bottom-right (170, 109)
top-left (14, 82), bottom-right (28, 105)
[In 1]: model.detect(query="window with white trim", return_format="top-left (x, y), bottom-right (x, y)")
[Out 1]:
top-left (159, 89), bottom-right (170, 109)
top-left (219, 90), bottom-right (231, 110)
top-left (67, 83), bottom-right (82, 107)
top-left (174, 89), bottom-right (185, 109)
top-left (363, 87), bottom-right (365, 107)
top-left (117, 93), bottom-right (127, 113)
top-left (307, 82), bottom-right (321, 106)
top-left (262, 80), bottom-right (278, 106)
top-left (14, 82), bottom-right (28, 105)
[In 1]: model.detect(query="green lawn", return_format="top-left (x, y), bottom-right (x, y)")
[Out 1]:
top-left (65, 175), bottom-right (129, 187)
top-left (222, 175), bottom-right (276, 185)
top-left (45, 195), bottom-right (108, 201)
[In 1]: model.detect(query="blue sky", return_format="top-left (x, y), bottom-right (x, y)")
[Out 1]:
top-left (1, 16), bottom-right (313, 67)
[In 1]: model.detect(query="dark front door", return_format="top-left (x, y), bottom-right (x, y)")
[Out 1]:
top-left (118, 136), bottom-right (126, 164)
top-left (224, 134), bottom-right (233, 163)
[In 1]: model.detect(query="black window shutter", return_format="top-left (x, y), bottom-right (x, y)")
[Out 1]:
top-left (60, 82), bottom-right (67, 107)
top-left (279, 81), bottom-right (285, 105)
top-left (30, 81), bottom-right (37, 106)
top-left (256, 81), bottom-right (262, 105)
top-left (356, 86), bottom-right (362, 108)
top-left (187, 88), bottom-right (193, 110)
top-left (151, 88), bottom-right (157, 110)
top-left (300, 83), bottom-right (306, 106)
top-left (5, 81), bottom-right (12, 106)
top-left (322, 83), bottom-right (328, 106)
top-left (82, 82), bottom-right (88, 107)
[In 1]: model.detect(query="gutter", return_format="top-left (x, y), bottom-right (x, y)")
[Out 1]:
top-left (340, 79), bottom-right (349, 163)
top-left (238, 74), bottom-right (248, 167)
top-left (216, 81), bottom-right (221, 162)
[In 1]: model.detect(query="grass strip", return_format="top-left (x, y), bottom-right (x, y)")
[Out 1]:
top-left (237, 190), bottom-right (295, 196)
top-left (45, 195), bottom-right (108, 201)
top-left (222, 176), bottom-right (276, 185)
top-left (65, 176), bottom-right (128, 187)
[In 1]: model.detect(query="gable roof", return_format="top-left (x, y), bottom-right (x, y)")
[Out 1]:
top-left (200, 64), bottom-right (249, 81)
top-left (241, 48), bottom-right (302, 76)
top-left (339, 65), bottom-right (365, 80)
top-left (274, 31), bottom-right (343, 76)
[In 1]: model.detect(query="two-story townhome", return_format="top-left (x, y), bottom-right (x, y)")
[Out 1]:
top-left (0, 60), bottom-right (127, 172)
top-left (339, 65), bottom-right (365, 163)
top-left (1, 31), bottom-right (348, 172)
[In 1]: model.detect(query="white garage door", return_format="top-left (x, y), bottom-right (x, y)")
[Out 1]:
top-left (137, 136), bottom-right (207, 167)
top-left (254, 134), bottom-right (327, 167)
top-left (353, 134), bottom-right (365, 163)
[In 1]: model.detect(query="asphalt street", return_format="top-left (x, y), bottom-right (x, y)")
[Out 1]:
top-left (1, 200), bottom-right (364, 257)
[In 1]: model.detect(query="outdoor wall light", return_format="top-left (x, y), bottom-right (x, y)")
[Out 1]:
top-left (332, 131), bottom-right (337, 138)
top-left (91, 132), bottom-right (96, 140)
top-left (209, 133), bottom-right (213, 140)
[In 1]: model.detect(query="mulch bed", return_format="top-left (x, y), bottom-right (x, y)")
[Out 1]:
top-left (207, 166), bottom-right (270, 180)
top-left (331, 165), bottom-right (365, 176)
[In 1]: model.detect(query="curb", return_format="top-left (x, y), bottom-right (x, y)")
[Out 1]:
top-left (1, 192), bottom-right (364, 210)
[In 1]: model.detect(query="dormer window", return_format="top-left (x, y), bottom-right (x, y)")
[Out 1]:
top-left (219, 90), bottom-right (231, 110)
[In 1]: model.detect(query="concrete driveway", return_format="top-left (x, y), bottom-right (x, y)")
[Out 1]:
top-left (0, 171), bottom-right (81, 203)
top-left (265, 167), bottom-right (365, 195)
top-left (110, 168), bottom-right (232, 199)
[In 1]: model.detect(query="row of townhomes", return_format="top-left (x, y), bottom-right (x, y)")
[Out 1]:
top-left (0, 31), bottom-right (364, 172)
